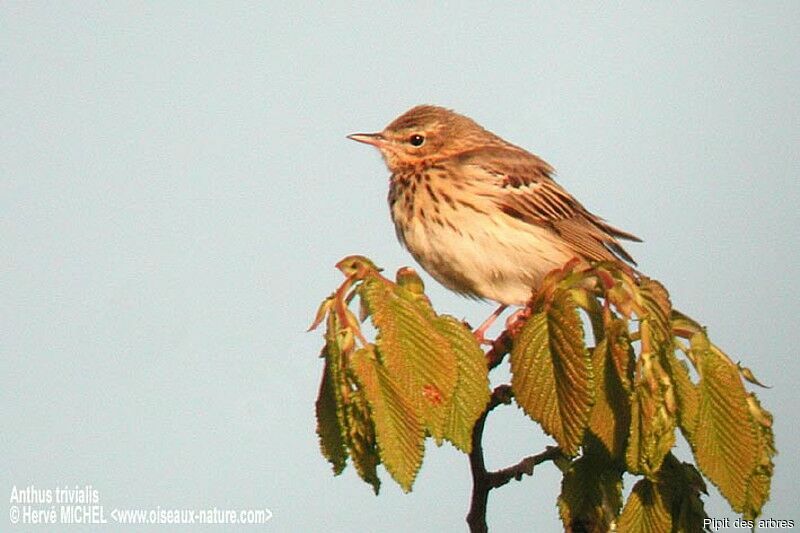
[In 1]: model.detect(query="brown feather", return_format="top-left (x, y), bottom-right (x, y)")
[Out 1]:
top-left (457, 146), bottom-right (641, 265)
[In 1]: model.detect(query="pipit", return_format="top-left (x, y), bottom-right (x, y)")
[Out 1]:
top-left (348, 105), bottom-right (640, 338)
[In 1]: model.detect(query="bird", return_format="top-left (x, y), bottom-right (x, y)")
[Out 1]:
top-left (347, 105), bottom-right (640, 338)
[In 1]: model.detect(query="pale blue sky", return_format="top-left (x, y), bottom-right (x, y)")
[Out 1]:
top-left (3, 2), bottom-right (799, 531)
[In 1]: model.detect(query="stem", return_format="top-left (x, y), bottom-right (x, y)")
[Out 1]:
top-left (486, 446), bottom-right (565, 489)
top-left (466, 385), bottom-right (563, 532)
top-left (485, 331), bottom-right (512, 370)
top-left (466, 400), bottom-right (492, 533)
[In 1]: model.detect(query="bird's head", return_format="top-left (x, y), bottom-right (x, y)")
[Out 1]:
top-left (348, 105), bottom-right (498, 172)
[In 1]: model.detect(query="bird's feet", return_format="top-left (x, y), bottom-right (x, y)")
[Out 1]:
top-left (503, 308), bottom-right (529, 336)
top-left (473, 304), bottom-right (508, 346)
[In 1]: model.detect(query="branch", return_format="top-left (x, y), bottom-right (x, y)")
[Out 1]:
top-left (485, 331), bottom-right (512, 370)
top-left (487, 384), bottom-right (512, 410)
top-left (466, 384), bottom-right (562, 533)
top-left (486, 446), bottom-right (565, 489)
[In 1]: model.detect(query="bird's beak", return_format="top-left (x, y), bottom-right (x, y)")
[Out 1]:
top-left (347, 132), bottom-right (386, 147)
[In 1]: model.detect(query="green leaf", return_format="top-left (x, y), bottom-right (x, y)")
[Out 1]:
top-left (318, 311), bottom-right (383, 492)
top-left (617, 478), bottom-right (671, 533)
top-left (395, 266), bottom-right (427, 297)
top-left (360, 274), bottom-right (458, 442)
top-left (743, 393), bottom-right (775, 520)
top-left (511, 290), bottom-right (593, 455)
top-left (606, 317), bottom-right (634, 395)
top-left (569, 287), bottom-right (604, 344)
top-left (312, 257), bottom-right (777, 522)
top-left (432, 315), bottom-right (490, 452)
top-left (657, 454), bottom-right (710, 533)
top-left (690, 333), bottom-right (759, 514)
top-left (637, 278), bottom-right (672, 346)
top-left (626, 350), bottom-right (676, 477)
top-left (350, 346), bottom-right (424, 492)
top-left (670, 309), bottom-right (703, 339)
top-left (662, 351), bottom-right (699, 441)
top-left (557, 444), bottom-right (623, 532)
top-left (315, 356), bottom-right (348, 475)
top-left (317, 314), bottom-right (354, 473)
top-left (346, 389), bottom-right (382, 493)
top-left (588, 318), bottom-right (633, 459)
top-left (619, 454), bottom-right (709, 533)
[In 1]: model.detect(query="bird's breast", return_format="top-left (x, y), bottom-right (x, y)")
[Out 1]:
top-left (389, 166), bottom-right (473, 243)
top-left (387, 167), bottom-right (576, 305)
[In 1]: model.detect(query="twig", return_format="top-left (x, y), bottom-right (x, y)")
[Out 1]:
top-left (466, 391), bottom-right (498, 533)
top-left (466, 385), bottom-right (562, 532)
top-left (486, 446), bottom-right (565, 489)
top-left (485, 331), bottom-right (512, 370)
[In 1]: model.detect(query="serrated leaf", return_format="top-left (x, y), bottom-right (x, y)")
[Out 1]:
top-left (607, 285), bottom-right (636, 318)
top-left (350, 347), bottom-right (424, 492)
top-left (626, 351), bottom-right (676, 477)
top-left (588, 321), bottom-right (633, 459)
top-left (360, 274), bottom-right (458, 442)
top-left (742, 393), bottom-right (775, 520)
top-left (617, 478), bottom-right (672, 533)
top-left (626, 304), bottom-right (677, 477)
top-left (606, 317), bottom-right (634, 394)
top-left (619, 454), bottom-right (710, 533)
top-left (638, 278), bottom-right (672, 346)
top-left (557, 445), bottom-right (623, 532)
top-left (690, 333), bottom-right (759, 514)
top-left (626, 389), bottom-right (676, 477)
top-left (670, 309), bottom-right (704, 338)
top-left (316, 357), bottom-right (348, 475)
top-left (317, 315), bottom-right (353, 471)
top-left (569, 287), bottom-right (604, 344)
top-left (511, 290), bottom-right (593, 455)
top-left (662, 350), bottom-right (699, 441)
top-left (657, 454), bottom-right (710, 532)
top-left (432, 315), bottom-right (491, 452)
top-left (346, 389), bottom-right (381, 493)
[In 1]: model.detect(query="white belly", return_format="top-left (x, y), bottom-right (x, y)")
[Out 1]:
top-left (395, 205), bottom-right (575, 305)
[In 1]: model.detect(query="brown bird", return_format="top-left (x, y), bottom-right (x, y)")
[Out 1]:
top-left (348, 105), bottom-right (640, 335)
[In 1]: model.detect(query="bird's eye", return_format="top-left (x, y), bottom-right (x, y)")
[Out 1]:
top-left (408, 134), bottom-right (425, 147)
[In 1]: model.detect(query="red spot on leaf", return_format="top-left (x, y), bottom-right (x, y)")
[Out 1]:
top-left (422, 384), bottom-right (443, 405)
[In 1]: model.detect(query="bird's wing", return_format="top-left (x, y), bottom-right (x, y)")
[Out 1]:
top-left (458, 146), bottom-right (641, 265)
